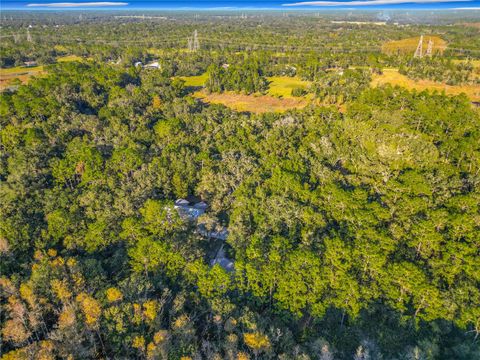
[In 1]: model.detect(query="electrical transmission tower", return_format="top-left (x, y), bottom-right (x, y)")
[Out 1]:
top-left (193, 30), bottom-right (200, 51)
top-left (426, 39), bottom-right (433, 57)
top-left (187, 36), bottom-right (193, 51)
top-left (26, 29), bottom-right (32, 43)
top-left (187, 30), bottom-right (199, 51)
top-left (413, 35), bottom-right (423, 58)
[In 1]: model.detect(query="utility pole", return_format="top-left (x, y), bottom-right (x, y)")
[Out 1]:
top-left (413, 35), bottom-right (423, 58)
top-left (426, 39), bottom-right (433, 57)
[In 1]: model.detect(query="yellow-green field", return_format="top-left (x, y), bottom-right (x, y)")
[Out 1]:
top-left (371, 68), bottom-right (480, 101)
top-left (267, 76), bottom-right (311, 98)
top-left (148, 48), bottom-right (202, 56)
top-left (178, 74), bottom-right (312, 113)
top-left (57, 55), bottom-right (84, 62)
top-left (180, 73), bottom-right (209, 87)
top-left (193, 90), bottom-right (309, 114)
top-left (382, 36), bottom-right (447, 55)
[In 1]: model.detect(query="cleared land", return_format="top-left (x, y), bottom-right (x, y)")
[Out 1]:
top-left (193, 90), bottom-right (309, 113)
top-left (382, 36), bottom-right (447, 55)
top-left (180, 74), bottom-right (312, 113)
top-left (180, 73), bottom-right (208, 87)
top-left (0, 65), bottom-right (46, 90)
top-left (57, 55), bottom-right (84, 62)
top-left (371, 68), bottom-right (480, 101)
top-left (0, 56), bottom-right (85, 90)
top-left (460, 22), bottom-right (480, 29)
top-left (267, 76), bottom-right (311, 98)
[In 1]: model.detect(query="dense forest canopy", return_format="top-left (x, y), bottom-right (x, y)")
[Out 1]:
top-left (1, 10), bottom-right (480, 360)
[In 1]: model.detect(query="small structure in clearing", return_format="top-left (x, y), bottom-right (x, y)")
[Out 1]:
top-left (173, 198), bottom-right (234, 272)
top-left (174, 198), bottom-right (208, 221)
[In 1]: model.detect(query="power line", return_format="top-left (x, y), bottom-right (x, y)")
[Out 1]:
top-left (3, 31), bottom-right (480, 55)
top-left (414, 35), bottom-right (423, 58)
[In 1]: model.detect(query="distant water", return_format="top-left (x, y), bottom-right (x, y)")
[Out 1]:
top-left (1, 0), bottom-right (480, 11)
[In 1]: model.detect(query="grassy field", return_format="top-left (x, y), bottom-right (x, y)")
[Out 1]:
top-left (0, 64), bottom-right (44, 75)
top-left (193, 89), bottom-right (309, 113)
top-left (0, 55), bottom-right (86, 90)
top-left (382, 36), bottom-right (447, 55)
top-left (452, 59), bottom-right (480, 68)
top-left (180, 74), bottom-right (311, 96)
top-left (0, 65), bottom-right (46, 90)
top-left (148, 48), bottom-right (198, 56)
top-left (371, 68), bottom-right (480, 101)
top-left (178, 74), bottom-right (312, 113)
top-left (57, 55), bottom-right (84, 62)
top-left (267, 76), bottom-right (311, 98)
top-left (180, 73), bottom-right (209, 87)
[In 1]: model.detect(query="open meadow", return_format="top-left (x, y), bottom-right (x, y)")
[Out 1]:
top-left (0, 55), bottom-right (85, 90)
top-left (382, 36), bottom-right (447, 55)
top-left (371, 68), bottom-right (480, 101)
top-left (192, 89), bottom-right (309, 113)
top-left (181, 74), bottom-right (312, 113)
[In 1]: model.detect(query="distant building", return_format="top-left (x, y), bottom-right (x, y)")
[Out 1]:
top-left (221, 63), bottom-right (230, 69)
top-left (23, 61), bottom-right (37, 67)
top-left (134, 61), bottom-right (143, 68)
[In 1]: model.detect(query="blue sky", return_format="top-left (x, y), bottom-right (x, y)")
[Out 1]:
top-left (1, 0), bottom-right (480, 10)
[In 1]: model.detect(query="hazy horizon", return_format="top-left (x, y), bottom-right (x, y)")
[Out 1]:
top-left (2, 0), bottom-right (480, 11)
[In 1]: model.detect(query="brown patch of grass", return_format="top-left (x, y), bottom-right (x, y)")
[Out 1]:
top-left (460, 22), bottom-right (480, 29)
top-left (382, 36), bottom-right (447, 55)
top-left (0, 66), bottom-right (46, 90)
top-left (192, 90), bottom-right (309, 113)
top-left (371, 68), bottom-right (480, 101)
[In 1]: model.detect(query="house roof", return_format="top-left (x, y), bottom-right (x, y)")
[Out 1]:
top-left (174, 198), bottom-right (207, 220)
